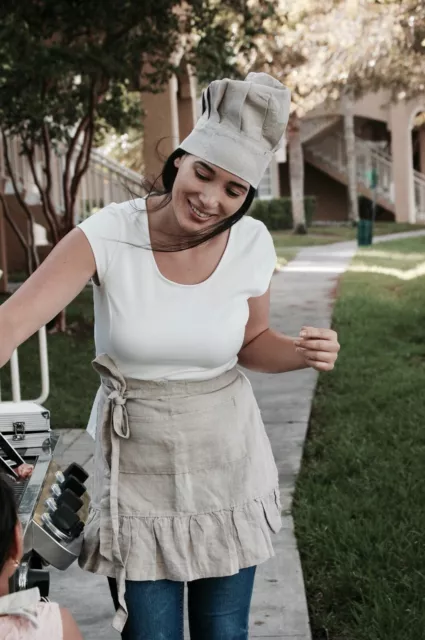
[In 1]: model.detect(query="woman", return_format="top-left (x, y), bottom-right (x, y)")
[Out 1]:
top-left (0, 72), bottom-right (340, 639)
top-left (0, 473), bottom-right (83, 639)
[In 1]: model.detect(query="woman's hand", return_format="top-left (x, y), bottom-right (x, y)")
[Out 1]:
top-left (16, 464), bottom-right (34, 479)
top-left (294, 326), bottom-right (340, 372)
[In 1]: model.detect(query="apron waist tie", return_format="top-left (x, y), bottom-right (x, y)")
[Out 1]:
top-left (92, 354), bottom-right (142, 633)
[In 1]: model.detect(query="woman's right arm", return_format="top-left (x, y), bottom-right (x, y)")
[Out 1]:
top-left (60, 606), bottom-right (84, 640)
top-left (0, 228), bottom-right (97, 368)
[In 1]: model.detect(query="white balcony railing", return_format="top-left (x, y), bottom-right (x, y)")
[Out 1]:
top-left (0, 135), bottom-right (144, 224)
top-left (75, 147), bottom-right (144, 222)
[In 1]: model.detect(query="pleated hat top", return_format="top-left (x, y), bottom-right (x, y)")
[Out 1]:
top-left (180, 72), bottom-right (291, 188)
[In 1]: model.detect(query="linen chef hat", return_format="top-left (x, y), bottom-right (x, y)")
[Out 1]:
top-left (179, 72), bottom-right (291, 188)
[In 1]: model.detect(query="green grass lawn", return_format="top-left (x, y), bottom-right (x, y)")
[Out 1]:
top-left (293, 235), bottom-right (425, 640)
top-left (353, 236), bottom-right (425, 272)
top-left (272, 222), bottom-right (425, 263)
top-left (0, 288), bottom-right (98, 429)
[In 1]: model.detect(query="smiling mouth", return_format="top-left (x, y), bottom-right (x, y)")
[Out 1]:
top-left (188, 200), bottom-right (214, 220)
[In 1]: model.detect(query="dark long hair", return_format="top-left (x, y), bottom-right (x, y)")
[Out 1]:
top-left (0, 473), bottom-right (18, 573)
top-left (140, 148), bottom-right (257, 252)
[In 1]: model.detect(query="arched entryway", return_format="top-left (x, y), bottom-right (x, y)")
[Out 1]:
top-left (410, 107), bottom-right (425, 222)
top-left (390, 97), bottom-right (425, 223)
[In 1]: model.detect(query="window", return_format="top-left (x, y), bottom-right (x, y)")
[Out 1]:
top-left (256, 164), bottom-right (273, 200)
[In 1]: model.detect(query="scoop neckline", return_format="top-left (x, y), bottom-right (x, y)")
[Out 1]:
top-left (141, 197), bottom-right (234, 288)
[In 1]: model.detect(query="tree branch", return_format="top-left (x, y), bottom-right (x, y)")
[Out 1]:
top-left (1, 130), bottom-right (40, 271)
top-left (71, 113), bottom-right (95, 190)
top-left (0, 192), bottom-right (32, 276)
top-left (69, 128), bottom-right (93, 227)
top-left (66, 81), bottom-right (97, 228)
top-left (41, 123), bottom-right (53, 200)
top-left (70, 128), bottom-right (89, 200)
top-left (63, 78), bottom-right (98, 228)
top-left (69, 118), bottom-right (94, 223)
top-left (63, 114), bottom-right (90, 219)
top-left (24, 141), bottom-right (59, 246)
top-left (41, 122), bottom-right (61, 227)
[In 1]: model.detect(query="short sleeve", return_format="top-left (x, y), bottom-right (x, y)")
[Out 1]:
top-left (35, 602), bottom-right (63, 639)
top-left (250, 222), bottom-right (277, 297)
top-left (0, 602), bottom-right (62, 639)
top-left (77, 203), bottom-right (122, 286)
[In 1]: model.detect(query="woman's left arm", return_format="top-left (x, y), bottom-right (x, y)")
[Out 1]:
top-left (237, 287), bottom-right (340, 374)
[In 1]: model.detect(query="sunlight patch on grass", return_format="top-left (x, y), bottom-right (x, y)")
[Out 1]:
top-left (348, 262), bottom-right (425, 280)
top-left (356, 249), bottom-right (425, 261)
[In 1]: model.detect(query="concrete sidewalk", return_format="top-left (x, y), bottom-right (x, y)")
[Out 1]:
top-left (49, 229), bottom-right (424, 638)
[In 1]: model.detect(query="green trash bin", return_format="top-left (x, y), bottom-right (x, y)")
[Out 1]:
top-left (357, 219), bottom-right (373, 247)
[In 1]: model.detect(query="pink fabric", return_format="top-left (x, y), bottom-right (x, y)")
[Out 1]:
top-left (0, 601), bottom-right (63, 639)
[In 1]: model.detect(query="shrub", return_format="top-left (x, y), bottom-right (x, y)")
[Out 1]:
top-left (250, 197), bottom-right (316, 230)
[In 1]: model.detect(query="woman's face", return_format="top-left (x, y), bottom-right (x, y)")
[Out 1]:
top-left (171, 154), bottom-right (250, 233)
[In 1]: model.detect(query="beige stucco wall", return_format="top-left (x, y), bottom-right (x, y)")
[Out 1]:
top-left (177, 66), bottom-right (197, 143)
top-left (142, 64), bottom-right (197, 184)
top-left (352, 91), bottom-right (391, 123)
top-left (305, 90), bottom-right (390, 123)
top-left (142, 76), bottom-right (180, 184)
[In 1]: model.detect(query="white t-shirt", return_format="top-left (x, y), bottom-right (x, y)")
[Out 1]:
top-left (78, 198), bottom-right (276, 437)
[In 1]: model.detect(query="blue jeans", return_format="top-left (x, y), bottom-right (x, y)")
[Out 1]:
top-left (108, 566), bottom-right (256, 640)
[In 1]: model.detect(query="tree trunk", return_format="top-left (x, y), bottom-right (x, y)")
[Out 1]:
top-left (48, 308), bottom-right (67, 334)
top-left (288, 112), bottom-right (307, 234)
top-left (0, 193), bottom-right (33, 277)
top-left (2, 133), bottom-right (40, 274)
top-left (343, 93), bottom-right (359, 224)
top-left (0, 194), bottom-right (9, 294)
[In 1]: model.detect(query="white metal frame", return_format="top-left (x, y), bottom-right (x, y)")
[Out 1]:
top-left (1, 327), bottom-right (50, 404)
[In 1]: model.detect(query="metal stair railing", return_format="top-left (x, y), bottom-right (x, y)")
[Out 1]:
top-left (306, 132), bottom-right (394, 204)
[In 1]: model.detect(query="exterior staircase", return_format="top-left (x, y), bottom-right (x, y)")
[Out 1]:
top-left (302, 122), bottom-right (425, 222)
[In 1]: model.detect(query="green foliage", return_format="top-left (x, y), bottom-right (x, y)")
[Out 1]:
top-left (294, 235), bottom-right (425, 640)
top-left (0, 0), bottom-right (282, 255)
top-left (100, 128), bottom-right (145, 174)
top-left (0, 1), bottom-right (178, 146)
top-left (190, 0), bottom-right (280, 85)
top-left (0, 0), bottom-right (281, 145)
top-left (250, 196), bottom-right (316, 230)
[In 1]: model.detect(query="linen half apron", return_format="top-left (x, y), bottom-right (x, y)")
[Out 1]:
top-left (79, 354), bottom-right (282, 632)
